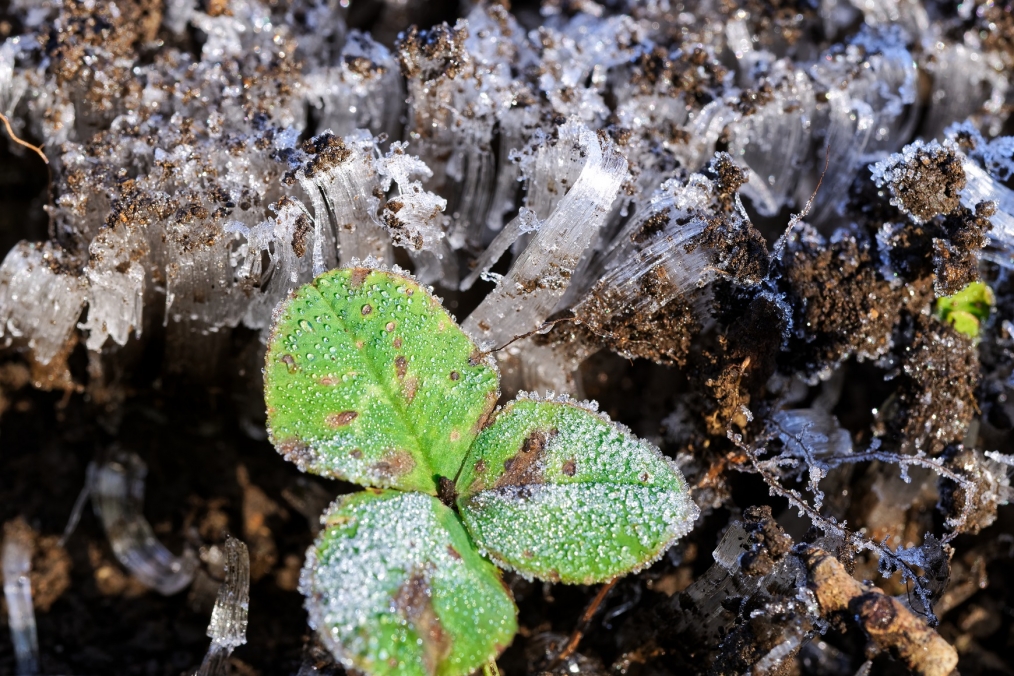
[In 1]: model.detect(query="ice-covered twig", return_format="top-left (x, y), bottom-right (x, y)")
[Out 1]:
top-left (89, 451), bottom-right (198, 595)
top-left (729, 431), bottom-right (949, 624)
top-left (195, 536), bottom-right (250, 676)
top-left (3, 519), bottom-right (39, 676)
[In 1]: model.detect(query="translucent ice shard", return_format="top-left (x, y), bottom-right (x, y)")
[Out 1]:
top-left (921, 43), bottom-right (1009, 142)
top-left (729, 62), bottom-right (816, 217)
top-left (464, 119), bottom-right (629, 347)
top-left (573, 176), bottom-right (718, 329)
top-left (80, 223), bottom-right (147, 350)
top-left (3, 519), bottom-right (39, 676)
top-left (768, 408), bottom-right (853, 510)
top-left (0, 242), bottom-right (87, 365)
top-left (89, 451), bottom-right (198, 595)
top-left (808, 28), bottom-right (918, 223)
top-left (295, 131), bottom-right (392, 274)
top-left (460, 207), bottom-right (541, 292)
top-left (196, 536), bottom-right (250, 676)
top-left (304, 30), bottom-right (402, 141)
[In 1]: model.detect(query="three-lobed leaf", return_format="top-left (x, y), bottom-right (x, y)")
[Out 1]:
top-left (264, 267), bottom-right (499, 494)
top-left (303, 490), bottom-right (517, 676)
top-left (264, 266), bottom-right (700, 676)
top-left (455, 398), bottom-right (700, 584)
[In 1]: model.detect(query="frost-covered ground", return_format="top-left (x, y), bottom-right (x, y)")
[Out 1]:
top-left (1, 0), bottom-right (1014, 674)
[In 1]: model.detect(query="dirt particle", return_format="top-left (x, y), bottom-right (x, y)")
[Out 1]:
top-left (361, 304), bottom-right (372, 316)
top-left (395, 355), bottom-right (408, 378)
top-left (449, 370), bottom-right (459, 381)
top-left (280, 354), bottom-right (298, 373)
top-left (562, 459), bottom-right (576, 476)
top-left (386, 322), bottom-right (396, 332)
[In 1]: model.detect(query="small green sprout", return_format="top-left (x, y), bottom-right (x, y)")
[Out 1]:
top-left (264, 266), bottom-right (699, 676)
top-left (935, 281), bottom-right (994, 339)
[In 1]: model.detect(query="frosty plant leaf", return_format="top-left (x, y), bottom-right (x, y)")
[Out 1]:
top-left (303, 490), bottom-right (517, 676)
top-left (454, 397), bottom-right (698, 584)
top-left (264, 265), bottom-right (699, 676)
top-left (264, 266), bottom-right (499, 494)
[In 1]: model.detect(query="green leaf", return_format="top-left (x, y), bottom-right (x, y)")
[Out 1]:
top-left (455, 397), bottom-right (699, 584)
top-left (264, 267), bottom-right (499, 493)
top-left (303, 489), bottom-right (518, 676)
top-left (935, 280), bottom-right (994, 339)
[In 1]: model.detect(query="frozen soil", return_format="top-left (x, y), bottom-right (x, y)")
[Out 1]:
top-left (2, 0), bottom-right (1014, 674)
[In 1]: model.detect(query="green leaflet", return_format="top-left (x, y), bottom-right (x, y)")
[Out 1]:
top-left (455, 398), bottom-right (700, 584)
top-left (264, 267), bottom-right (499, 494)
top-left (935, 280), bottom-right (994, 339)
top-left (303, 490), bottom-right (518, 676)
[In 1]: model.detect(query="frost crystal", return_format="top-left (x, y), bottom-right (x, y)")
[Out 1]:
top-left (464, 119), bottom-right (629, 347)
top-left (3, 519), bottom-right (39, 676)
top-left (196, 536), bottom-right (250, 676)
top-left (89, 451), bottom-right (198, 595)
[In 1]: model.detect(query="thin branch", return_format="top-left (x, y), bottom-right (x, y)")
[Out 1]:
top-left (0, 112), bottom-right (47, 165)
top-left (550, 578), bottom-right (619, 667)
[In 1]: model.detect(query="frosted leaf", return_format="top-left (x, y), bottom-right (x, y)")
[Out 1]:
top-left (264, 267), bottom-right (499, 494)
top-left (302, 490), bottom-right (517, 676)
top-left (456, 399), bottom-right (699, 584)
top-left (88, 451), bottom-right (198, 595)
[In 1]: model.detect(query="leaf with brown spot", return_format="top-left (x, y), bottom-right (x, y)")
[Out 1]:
top-left (264, 267), bottom-right (500, 494)
top-left (456, 399), bottom-right (699, 584)
top-left (325, 410), bottom-right (359, 428)
top-left (304, 491), bottom-right (517, 676)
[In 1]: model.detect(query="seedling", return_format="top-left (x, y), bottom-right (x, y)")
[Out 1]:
top-left (935, 281), bottom-right (994, 339)
top-left (264, 265), bottom-right (699, 676)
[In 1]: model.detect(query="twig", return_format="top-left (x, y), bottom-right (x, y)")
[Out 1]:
top-left (728, 431), bottom-right (944, 625)
top-left (485, 314), bottom-right (577, 356)
top-left (0, 112), bottom-right (47, 165)
top-left (549, 578), bottom-right (619, 668)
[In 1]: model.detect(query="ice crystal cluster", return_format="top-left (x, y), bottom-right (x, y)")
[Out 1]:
top-left (2, 0), bottom-right (1014, 673)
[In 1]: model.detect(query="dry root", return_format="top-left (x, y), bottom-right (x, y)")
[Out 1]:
top-left (804, 548), bottom-right (958, 676)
